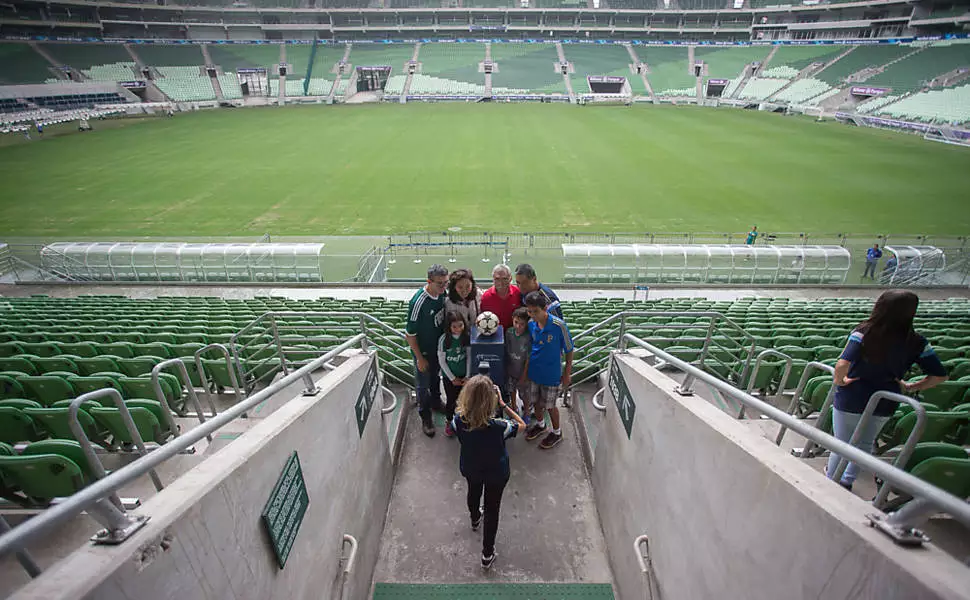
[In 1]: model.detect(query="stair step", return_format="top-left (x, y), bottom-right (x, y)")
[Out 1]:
top-left (373, 583), bottom-right (615, 599)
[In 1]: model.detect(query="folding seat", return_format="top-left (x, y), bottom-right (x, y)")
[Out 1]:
top-left (57, 342), bottom-right (100, 358)
top-left (774, 345), bottom-right (815, 361)
top-left (18, 342), bottom-right (62, 358)
top-left (0, 405), bottom-right (44, 444)
top-left (90, 405), bottom-right (169, 445)
top-left (45, 332), bottom-right (82, 344)
top-left (95, 342), bottom-right (135, 358)
top-left (15, 332), bottom-right (48, 343)
top-left (32, 356), bottom-right (80, 375)
top-left (0, 342), bottom-right (24, 358)
top-left (172, 333), bottom-right (207, 345)
top-left (68, 375), bottom-right (123, 397)
top-left (0, 356), bottom-right (38, 375)
top-left (813, 346), bottom-right (843, 361)
top-left (23, 405), bottom-right (110, 447)
top-left (112, 332), bottom-right (145, 344)
top-left (116, 356), bottom-right (164, 378)
top-left (796, 376), bottom-right (833, 418)
top-left (130, 342), bottom-right (173, 358)
top-left (18, 376), bottom-right (76, 406)
top-left (877, 410), bottom-right (969, 454)
top-left (771, 335), bottom-right (804, 348)
top-left (0, 376), bottom-right (25, 400)
top-left (120, 376), bottom-right (184, 414)
top-left (75, 356), bottom-right (121, 377)
top-left (917, 381), bottom-right (970, 412)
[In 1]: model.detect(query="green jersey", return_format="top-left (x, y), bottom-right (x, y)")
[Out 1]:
top-left (438, 333), bottom-right (469, 382)
top-left (406, 287), bottom-right (446, 357)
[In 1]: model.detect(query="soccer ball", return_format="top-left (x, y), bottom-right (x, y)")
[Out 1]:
top-left (476, 311), bottom-right (500, 337)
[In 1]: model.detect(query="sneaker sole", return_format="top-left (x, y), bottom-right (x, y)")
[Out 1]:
top-left (481, 554), bottom-right (496, 569)
top-left (525, 430), bottom-right (547, 442)
top-left (539, 437), bottom-right (563, 449)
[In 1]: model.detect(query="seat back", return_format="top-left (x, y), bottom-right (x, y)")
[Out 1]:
top-left (90, 406), bottom-right (162, 444)
top-left (0, 375), bottom-right (24, 400)
top-left (0, 406), bottom-right (43, 445)
top-left (17, 375), bottom-right (75, 406)
top-left (0, 453), bottom-right (85, 499)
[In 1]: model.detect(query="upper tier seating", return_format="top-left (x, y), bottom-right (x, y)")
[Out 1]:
top-left (816, 45), bottom-right (910, 87)
top-left (207, 45), bottom-right (283, 74)
top-left (864, 43), bottom-right (970, 94)
top-left (564, 44), bottom-right (647, 95)
top-left (42, 43), bottom-right (131, 71)
top-left (135, 44), bottom-right (206, 67)
top-left (634, 46), bottom-right (695, 96)
top-left (413, 43), bottom-right (485, 95)
top-left (0, 43), bottom-right (54, 85)
top-left (695, 45), bottom-right (773, 80)
top-left (489, 43), bottom-right (567, 95)
top-left (762, 45), bottom-right (848, 78)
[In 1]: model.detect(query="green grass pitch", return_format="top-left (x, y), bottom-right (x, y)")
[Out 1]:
top-left (0, 103), bottom-right (968, 238)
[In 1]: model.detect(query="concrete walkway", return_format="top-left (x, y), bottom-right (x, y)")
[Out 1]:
top-left (372, 408), bottom-right (614, 588)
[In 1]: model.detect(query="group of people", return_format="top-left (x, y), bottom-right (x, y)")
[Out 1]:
top-left (404, 262), bottom-right (573, 569)
top-left (863, 243), bottom-right (898, 281)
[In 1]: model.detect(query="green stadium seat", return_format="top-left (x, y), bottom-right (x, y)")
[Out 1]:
top-left (0, 357), bottom-right (38, 375)
top-left (32, 356), bottom-right (80, 375)
top-left (0, 342), bottom-right (24, 357)
top-left (90, 406), bottom-right (167, 445)
top-left (67, 375), bottom-right (123, 397)
top-left (56, 342), bottom-right (100, 358)
top-left (0, 406), bottom-right (43, 444)
top-left (0, 376), bottom-right (24, 400)
top-left (22, 406), bottom-right (109, 447)
top-left (75, 356), bottom-right (121, 376)
top-left (17, 376), bottom-right (75, 406)
top-left (96, 342), bottom-right (136, 358)
top-left (877, 410), bottom-right (969, 454)
top-left (18, 342), bottom-right (61, 358)
top-left (2, 439), bottom-right (98, 502)
top-left (916, 381), bottom-right (970, 412)
top-left (116, 356), bottom-right (164, 378)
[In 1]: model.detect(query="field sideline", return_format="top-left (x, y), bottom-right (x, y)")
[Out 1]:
top-left (0, 103), bottom-right (968, 238)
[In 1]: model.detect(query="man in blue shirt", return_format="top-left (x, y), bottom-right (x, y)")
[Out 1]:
top-left (863, 244), bottom-right (883, 280)
top-left (514, 263), bottom-right (563, 320)
top-left (522, 291), bottom-right (573, 450)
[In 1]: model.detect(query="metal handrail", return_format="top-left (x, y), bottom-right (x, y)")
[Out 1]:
top-left (634, 534), bottom-right (655, 600)
top-left (738, 349), bottom-right (793, 419)
top-left (619, 334), bottom-right (970, 528)
top-left (341, 533), bottom-right (359, 575)
top-left (193, 343), bottom-right (244, 417)
top-left (0, 335), bottom-right (367, 559)
top-left (591, 387), bottom-right (607, 412)
top-left (775, 361), bottom-right (835, 446)
top-left (380, 386), bottom-right (398, 415)
top-left (150, 359), bottom-right (212, 443)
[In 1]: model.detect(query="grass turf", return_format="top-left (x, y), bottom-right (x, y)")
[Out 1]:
top-left (0, 103), bottom-right (968, 238)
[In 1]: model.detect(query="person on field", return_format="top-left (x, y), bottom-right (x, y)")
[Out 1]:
top-left (522, 291), bottom-right (573, 450)
top-left (451, 375), bottom-right (526, 570)
top-left (439, 311), bottom-right (470, 438)
top-left (745, 226), bottom-right (758, 245)
top-left (480, 264), bottom-right (522, 330)
top-left (445, 268), bottom-right (483, 328)
top-left (826, 290), bottom-right (947, 491)
top-left (863, 244), bottom-right (883, 280)
top-left (514, 263), bottom-right (563, 321)
top-left (406, 264), bottom-right (449, 437)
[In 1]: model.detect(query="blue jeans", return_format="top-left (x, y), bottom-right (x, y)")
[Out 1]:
top-left (863, 260), bottom-right (878, 279)
top-left (825, 408), bottom-right (891, 485)
top-left (414, 354), bottom-right (441, 423)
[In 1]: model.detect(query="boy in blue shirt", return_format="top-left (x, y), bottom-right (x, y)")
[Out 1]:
top-left (522, 291), bottom-right (573, 450)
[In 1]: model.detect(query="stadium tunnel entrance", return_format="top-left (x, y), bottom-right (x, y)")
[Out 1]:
top-left (2, 308), bottom-right (970, 600)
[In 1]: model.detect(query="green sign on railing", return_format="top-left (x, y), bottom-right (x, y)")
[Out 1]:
top-left (261, 451), bottom-right (310, 569)
top-left (355, 358), bottom-right (381, 437)
top-left (609, 356), bottom-right (636, 439)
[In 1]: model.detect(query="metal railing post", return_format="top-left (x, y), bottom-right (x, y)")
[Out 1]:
top-left (151, 359), bottom-right (212, 443)
top-left (739, 349), bottom-right (793, 419)
top-left (70, 390), bottom-right (163, 494)
top-left (775, 361), bottom-right (834, 446)
top-left (194, 343), bottom-right (245, 417)
top-left (268, 314), bottom-right (289, 376)
top-left (796, 383), bottom-right (837, 459)
top-left (634, 535), bottom-right (656, 600)
top-left (0, 516), bottom-right (41, 578)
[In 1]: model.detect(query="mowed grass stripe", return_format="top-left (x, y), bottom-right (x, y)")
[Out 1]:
top-left (0, 103), bottom-right (967, 237)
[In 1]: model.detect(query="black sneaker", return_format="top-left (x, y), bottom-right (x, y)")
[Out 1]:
top-left (471, 515), bottom-right (482, 531)
top-left (481, 552), bottom-right (496, 569)
top-left (525, 423), bottom-right (547, 441)
top-left (539, 431), bottom-right (563, 449)
top-left (422, 420), bottom-right (435, 438)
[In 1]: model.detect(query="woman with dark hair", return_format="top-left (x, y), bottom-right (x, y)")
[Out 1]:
top-left (826, 290), bottom-right (948, 491)
top-left (445, 268), bottom-right (482, 327)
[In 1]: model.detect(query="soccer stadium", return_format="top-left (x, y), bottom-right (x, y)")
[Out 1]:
top-left (1, 0), bottom-right (970, 597)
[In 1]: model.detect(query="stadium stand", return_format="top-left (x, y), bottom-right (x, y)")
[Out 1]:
top-left (563, 44), bottom-right (647, 95)
top-left (816, 45), bottom-right (911, 87)
top-left (206, 44), bottom-right (283, 74)
top-left (412, 42), bottom-right (485, 95)
top-left (0, 43), bottom-right (55, 85)
top-left (216, 73), bottom-right (244, 99)
top-left (761, 45), bottom-right (848, 77)
top-left (737, 77), bottom-right (788, 100)
top-left (771, 77), bottom-right (834, 103)
top-left (40, 43), bottom-right (131, 72)
top-left (863, 43), bottom-right (970, 93)
top-left (310, 42), bottom-right (348, 78)
top-left (154, 66), bottom-right (216, 101)
top-left (133, 44), bottom-right (207, 68)
top-left (695, 45), bottom-right (772, 80)
top-left (856, 93), bottom-right (904, 113)
top-left (634, 46), bottom-right (694, 97)
top-left (83, 62), bottom-right (137, 82)
top-left (348, 43), bottom-right (415, 70)
top-left (874, 84), bottom-right (970, 123)
top-left (489, 43), bottom-right (567, 94)
top-left (284, 43), bottom-right (314, 79)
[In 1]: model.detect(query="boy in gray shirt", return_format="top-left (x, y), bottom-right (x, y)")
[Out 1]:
top-left (505, 307), bottom-right (532, 420)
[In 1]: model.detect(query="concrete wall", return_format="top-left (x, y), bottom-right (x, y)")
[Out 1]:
top-left (592, 354), bottom-right (970, 600)
top-left (11, 354), bottom-right (394, 600)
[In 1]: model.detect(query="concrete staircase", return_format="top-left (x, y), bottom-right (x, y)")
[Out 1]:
top-left (484, 42), bottom-right (492, 97)
top-left (556, 42), bottom-right (576, 103)
top-left (625, 43), bottom-right (654, 101)
top-left (758, 45), bottom-right (779, 75)
top-left (327, 43), bottom-right (353, 104)
top-left (199, 43), bottom-right (214, 66)
top-left (278, 44), bottom-right (287, 104)
top-left (399, 42), bottom-right (421, 102)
